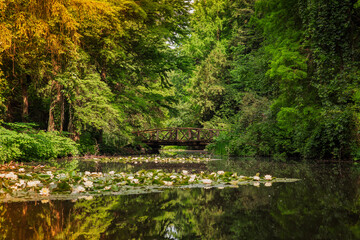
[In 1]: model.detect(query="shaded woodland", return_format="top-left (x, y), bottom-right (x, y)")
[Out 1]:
top-left (1, 0), bottom-right (360, 161)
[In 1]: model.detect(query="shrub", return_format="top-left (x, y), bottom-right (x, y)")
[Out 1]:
top-left (0, 124), bottom-right (79, 163)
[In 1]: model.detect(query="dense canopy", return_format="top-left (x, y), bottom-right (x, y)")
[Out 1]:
top-left (1, 0), bottom-right (360, 161)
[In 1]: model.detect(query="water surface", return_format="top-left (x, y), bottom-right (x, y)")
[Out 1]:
top-left (1, 156), bottom-right (360, 239)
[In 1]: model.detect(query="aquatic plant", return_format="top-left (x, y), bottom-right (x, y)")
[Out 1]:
top-left (0, 162), bottom-right (299, 202)
top-left (80, 155), bottom-right (212, 164)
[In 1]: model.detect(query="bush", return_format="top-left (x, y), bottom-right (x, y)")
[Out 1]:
top-left (77, 131), bottom-right (99, 155)
top-left (207, 131), bottom-right (230, 155)
top-left (0, 124), bottom-right (79, 163)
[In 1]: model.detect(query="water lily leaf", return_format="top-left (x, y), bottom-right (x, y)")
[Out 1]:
top-left (54, 181), bottom-right (71, 192)
top-left (0, 158), bottom-right (302, 202)
top-left (73, 176), bottom-right (81, 181)
top-left (117, 181), bottom-right (127, 186)
top-left (38, 174), bottom-right (51, 179)
top-left (18, 175), bottom-right (32, 180)
top-left (152, 179), bottom-right (162, 185)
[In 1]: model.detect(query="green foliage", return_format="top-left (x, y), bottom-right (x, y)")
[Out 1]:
top-left (188, 43), bottom-right (227, 120)
top-left (211, 93), bottom-right (275, 157)
top-left (2, 0), bottom-right (360, 160)
top-left (203, 0), bottom-right (360, 160)
top-left (0, 123), bottom-right (78, 163)
top-left (206, 131), bottom-right (230, 155)
top-left (55, 66), bottom-right (125, 133)
top-left (253, 0), bottom-right (360, 159)
top-left (77, 131), bottom-right (99, 155)
top-left (0, 0), bottom-right (191, 157)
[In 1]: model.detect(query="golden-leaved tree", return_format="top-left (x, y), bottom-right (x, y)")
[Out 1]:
top-left (0, 0), bottom-right (135, 137)
top-left (0, 0), bottom-right (191, 154)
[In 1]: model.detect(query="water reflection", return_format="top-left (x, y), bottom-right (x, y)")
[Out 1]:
top-left (1, 159), bottom-right (360, 239)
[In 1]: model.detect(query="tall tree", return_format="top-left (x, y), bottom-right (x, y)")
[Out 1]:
top-left (0, 0), bottom-right (192, 153)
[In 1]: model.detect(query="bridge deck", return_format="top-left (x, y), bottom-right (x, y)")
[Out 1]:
top-left (133, 128), bottom-right (223, 146)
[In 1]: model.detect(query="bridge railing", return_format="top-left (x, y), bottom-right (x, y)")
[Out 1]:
top-left (133, 128), bottom-right (223, 144)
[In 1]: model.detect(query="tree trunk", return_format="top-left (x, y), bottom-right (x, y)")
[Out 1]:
top-left (68, 103), bottom-right (80, 141)
top-left (48, 81), bottom-right (61, 132)
top-left (21, 86), bottom-right (29, 121)
top-left (21, 76), bottom-right (30, 122)
top-left (68, 103), bottom-right (73, 135)
top-left (60, 93), bottom-right (65, 132)
top-left (101, 67), bottom-right (107, 82)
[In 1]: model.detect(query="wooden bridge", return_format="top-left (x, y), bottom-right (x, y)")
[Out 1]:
top-left (133, 128), bottom-right (223, 147)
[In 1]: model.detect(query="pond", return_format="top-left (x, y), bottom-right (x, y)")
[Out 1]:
top-left (1, 153), bottom-right (360, 239)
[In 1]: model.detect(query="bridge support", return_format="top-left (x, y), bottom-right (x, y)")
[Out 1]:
top-left (146, 145), bottom-right (161, 154)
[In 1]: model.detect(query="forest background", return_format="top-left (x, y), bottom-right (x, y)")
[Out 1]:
top-left (1, 0), bottom-right (360, 162)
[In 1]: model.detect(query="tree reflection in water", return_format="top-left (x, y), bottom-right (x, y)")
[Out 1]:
top-left (1, 162), bottom-right (360, 239)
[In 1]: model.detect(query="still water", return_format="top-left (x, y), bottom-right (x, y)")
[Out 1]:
top-left (1, 155), bottom-right (360, 239)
